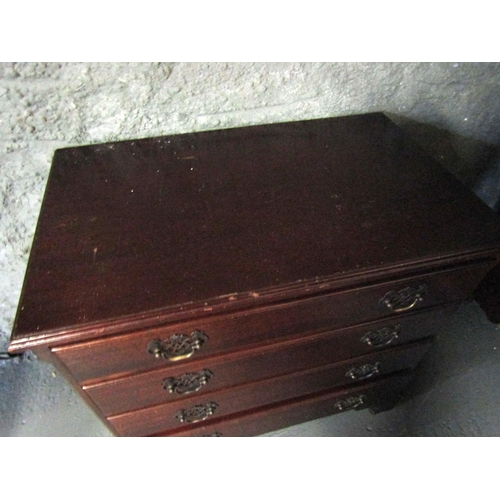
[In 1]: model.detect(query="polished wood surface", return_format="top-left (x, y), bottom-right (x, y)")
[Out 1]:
top-left (153, 371), bottom-right (414, 437)
top-left (9, 113), bottom-right (500, 436)
top-left (111, 341), bottom-right (431, 436)
top-left (11, 113), bottom-right (500, 345)
top-left (51, 260), bottom-right (492, 381)
top-left (84, 307), bottom-right (448, 416)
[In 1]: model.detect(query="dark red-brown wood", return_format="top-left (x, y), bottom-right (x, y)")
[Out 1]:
top-left (109, 340), bottom-right (431, 436)
top-left (51, 260), bottom-right (493, 382)
top-left (153, 371), bottom-right (415, 437)
top-left (83, 306), bottom-right (450, 416)
top-left (10, 113), bottom-right (500, 348)
top-left (9, 113), bottom-right (500, 437)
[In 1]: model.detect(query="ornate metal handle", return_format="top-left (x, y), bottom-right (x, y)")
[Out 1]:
top-left (147, 330), bottom-right (208, 362)
top-left (379, 284), bottom-right (428, 313)
top-left (334, 395), bottom-right (366, 412)
top-left (175, 402), bottom-right (218, 424)
top-left (202, 432), bottom-right (223, 437)
top-left (346, 362), bottom-right (381, 381)
top-left (163, 369), bottom-right (214, 395)
top-left (361, 324), bottom-right (401, 348)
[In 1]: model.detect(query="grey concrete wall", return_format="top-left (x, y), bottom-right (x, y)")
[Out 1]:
top-left (1, 62), bottom-right (499, 436)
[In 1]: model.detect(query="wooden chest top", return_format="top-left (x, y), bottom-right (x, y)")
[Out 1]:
top-left (11, 113), bottom-right (500, 346)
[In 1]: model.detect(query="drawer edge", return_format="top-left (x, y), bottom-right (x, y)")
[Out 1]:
top-left (151, 371), bottom-right (415, 437)
top-left (9, 252), bottom-right (499, 352)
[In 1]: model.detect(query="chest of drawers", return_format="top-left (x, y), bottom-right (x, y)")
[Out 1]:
top-left (9, 113), bottom-right (500, 436)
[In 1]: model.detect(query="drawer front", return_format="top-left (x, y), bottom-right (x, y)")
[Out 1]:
top-left (53, 261), bottom-right (490, 382)
top-left (85, 308), bottom-right (446, 416)
top-left (108, 339), bottom-right (431, 436)
top-left (154, 371), bottom-right (415, 437)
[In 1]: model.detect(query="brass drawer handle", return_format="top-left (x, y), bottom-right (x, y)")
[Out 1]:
top-left (334, 395), bottom-right (366, 412)
top-left (163, 369), bottom-right (214, 395)
top-left (346, 362), bottom-right (381, 381)
top-left (361, 324), bottom-right (400, 348)
top-left (379, 284), bottom-right (428, 313)
top-left (147, 330), bottom-right (208, 362)
top-left (175, 402), bottom-right (219, 424)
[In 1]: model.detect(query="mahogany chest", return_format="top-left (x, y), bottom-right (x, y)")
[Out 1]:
top-left (9, 113), bottom-right (500, 436)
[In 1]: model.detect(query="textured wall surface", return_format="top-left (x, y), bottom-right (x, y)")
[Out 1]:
top-left (1, 62), bottom-right (500, 436)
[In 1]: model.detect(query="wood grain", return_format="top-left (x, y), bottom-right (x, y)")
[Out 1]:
top-left (153, 371), bottom-right (415, 437)
top-left (9, 113), bottom-right (500, 437)
top-left (12, 113), bottom-right (500, 343)
top-left (83, 306), bottom-right (449, 416)
top-left (109, 340), bottom-right (431, 436)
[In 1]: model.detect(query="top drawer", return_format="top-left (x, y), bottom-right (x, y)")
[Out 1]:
top-left (52, 260), bottom-right (492, 382)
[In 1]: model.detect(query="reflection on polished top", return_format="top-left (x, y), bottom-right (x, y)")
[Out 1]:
top-left (12, 113), bottom-right (500, 338)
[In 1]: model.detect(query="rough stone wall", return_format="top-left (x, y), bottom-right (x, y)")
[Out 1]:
top-left (1, 62), bottom-right (500, 436)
